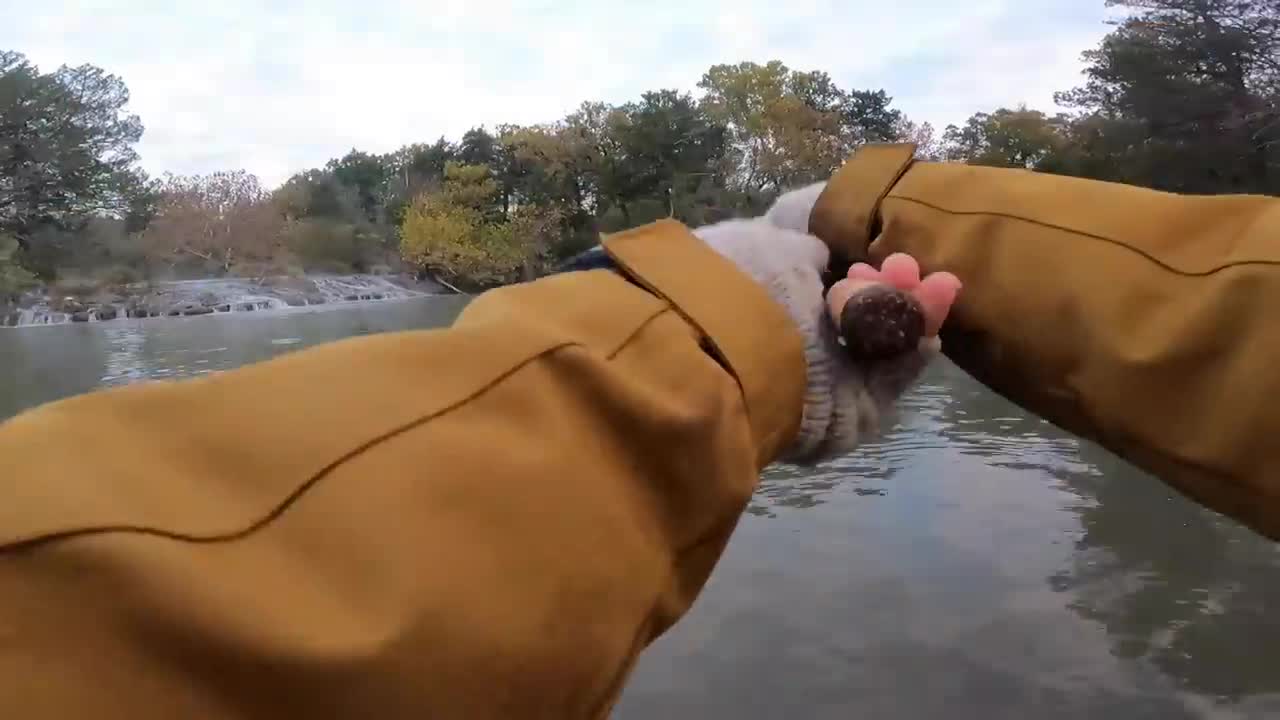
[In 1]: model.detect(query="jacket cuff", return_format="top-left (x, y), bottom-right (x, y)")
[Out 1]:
top-left (601, 220), bottom-right (806, 467)
top-left (809, 143), bottom-right (918, 265)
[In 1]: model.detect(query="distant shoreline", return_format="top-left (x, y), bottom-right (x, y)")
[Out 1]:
top-left (2, 273), bottom-right (447, 328)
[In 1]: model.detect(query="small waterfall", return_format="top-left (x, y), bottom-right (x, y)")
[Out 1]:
top-left (311, 276), bottom-right (426, 303)
top-left (16, 307), bottom-right (67, 326)
top-left (222, 295), bottom-right (290, 312)
top-left (2, 273), bottom-right (442, 328)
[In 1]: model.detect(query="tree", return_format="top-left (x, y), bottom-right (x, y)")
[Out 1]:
top-left (1056, 0), bottom-right (1280, 193)
top-left (400, 162), bottom-right (551, 288)
top-left (279, 217), bottom-right (385, 273)
top-left (0, 234), bottom-right (37, 302)
top-left (697, 61), bottom-right (902, 198)
top-left (325, 149), bottom-right (390, 223)
top-left (698, 60), bottom-right (804, 194)
top-left (275, 169), bottom-right (366, 222)
top-left (502, 113), bottom-right (604, 218)
top-left (570, 101), bottom-right (647, 223)
top-left (120, 169), bottom-right (160, 234)
top-left (0, 51), bottom-right (144, 276)
top-left (758, 92), bottom-right (849, 190)
top-left (614, 90), bottom-right (727, 226)
top-left (458, 127), bottom-right (499, 167)
top-left (143, 171), bottom-right (284, 276)
top-left (895, 118), bottom-right (944, 160)
top-left (942, 107), bottom-right (1073, 169)
top-left (840, 89), bottom-right (904, 144)
top-left (272, 167), bottom-right (397, 272)
top-left (384, 138), bottom-right (456, 222)
top-left (1051, 112), bottom-right (1154, 184)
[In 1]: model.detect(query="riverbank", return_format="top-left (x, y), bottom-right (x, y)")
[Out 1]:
top-left (1, 273), bottom-right (446, 327)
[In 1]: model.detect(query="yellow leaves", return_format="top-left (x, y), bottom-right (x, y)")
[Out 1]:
top-left (699, 61), bottom-right (790, 135)
top-left (399, 166), bottom-right (532, 287)
top-left (759, 95), bottom-right (847, 187)
top-left (697, 60), bottom-right (854, 190)
top-left (503, 125), bottom-right (587, 181)
top-left (440, 162), bottom-right (499, 210)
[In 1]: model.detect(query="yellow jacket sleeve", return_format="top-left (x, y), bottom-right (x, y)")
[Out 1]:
top-left (811, 144), bottom-right (1280, 540)
top-left (0, 221), bottom-right (805, 719)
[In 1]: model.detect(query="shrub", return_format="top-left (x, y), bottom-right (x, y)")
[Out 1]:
top-left (0, 235), bottom-right (39, 301)
top-left (400, 200), bottom-right (525, 288)
top-left (283, 218), bottom-right (389, 273)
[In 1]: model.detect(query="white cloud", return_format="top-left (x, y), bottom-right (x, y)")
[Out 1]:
top-left (1, 0), bottom-right (1113, 186)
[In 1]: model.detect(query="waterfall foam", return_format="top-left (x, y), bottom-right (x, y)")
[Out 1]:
top-left (2, 274), bottom-right (443, 328)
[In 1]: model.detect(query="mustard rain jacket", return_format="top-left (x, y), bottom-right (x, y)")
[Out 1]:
top-left (0, 144), bottom-right (1276, 718)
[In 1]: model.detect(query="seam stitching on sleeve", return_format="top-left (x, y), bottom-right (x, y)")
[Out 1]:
top-left (886, 194), bottom-right (1280, 277)
top-left (0, 309), bottom-right (675, 554)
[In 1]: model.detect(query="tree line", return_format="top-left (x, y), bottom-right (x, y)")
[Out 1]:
top-left (2, 0), bottom-right (1276, 300)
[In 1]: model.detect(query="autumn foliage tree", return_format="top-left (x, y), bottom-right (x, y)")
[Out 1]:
top-left (399, 163), bottom-right (562, 289)
top-left (697, 61), bottom-right (905, 200)
top-left (942, 107), bottom-right (1073, 168)
top-left (6, 1), bottom-right (1276, 293)
top-left (143, 171), bottom-right (285, 277)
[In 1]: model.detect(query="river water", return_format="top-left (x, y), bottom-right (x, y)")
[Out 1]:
top-left (1, 296), bottom-right (1277, 719)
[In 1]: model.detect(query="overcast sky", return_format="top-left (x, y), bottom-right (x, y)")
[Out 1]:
top-left (2, 0), bottom-right (1116, 187)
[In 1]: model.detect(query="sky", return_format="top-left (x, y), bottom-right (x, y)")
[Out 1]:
top-left (1, 0), bottom-right (1117, 187)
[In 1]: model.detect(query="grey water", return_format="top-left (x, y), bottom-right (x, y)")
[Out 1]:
top-left (1, 296), bottom-right (1277, 719)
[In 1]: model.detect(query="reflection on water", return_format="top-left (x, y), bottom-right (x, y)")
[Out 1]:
top-left (0, 297), bottom-right (470, 419)
top-left (619, 362), bottom-right (1280, 720)
top-left (1051, 440), bottom-right (1280, 705)
top-left (1, 298), bottom-right (1277, 719)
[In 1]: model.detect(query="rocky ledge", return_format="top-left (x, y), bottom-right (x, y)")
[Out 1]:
top-left (2, 274), bottom-right (444, 327)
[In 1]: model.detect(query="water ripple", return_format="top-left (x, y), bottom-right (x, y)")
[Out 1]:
top-left (750, 369), bottom-right (1099, 518)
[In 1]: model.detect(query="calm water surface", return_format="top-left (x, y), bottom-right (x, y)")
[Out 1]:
top-left (2, 297), bottom-right (1277, 719)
